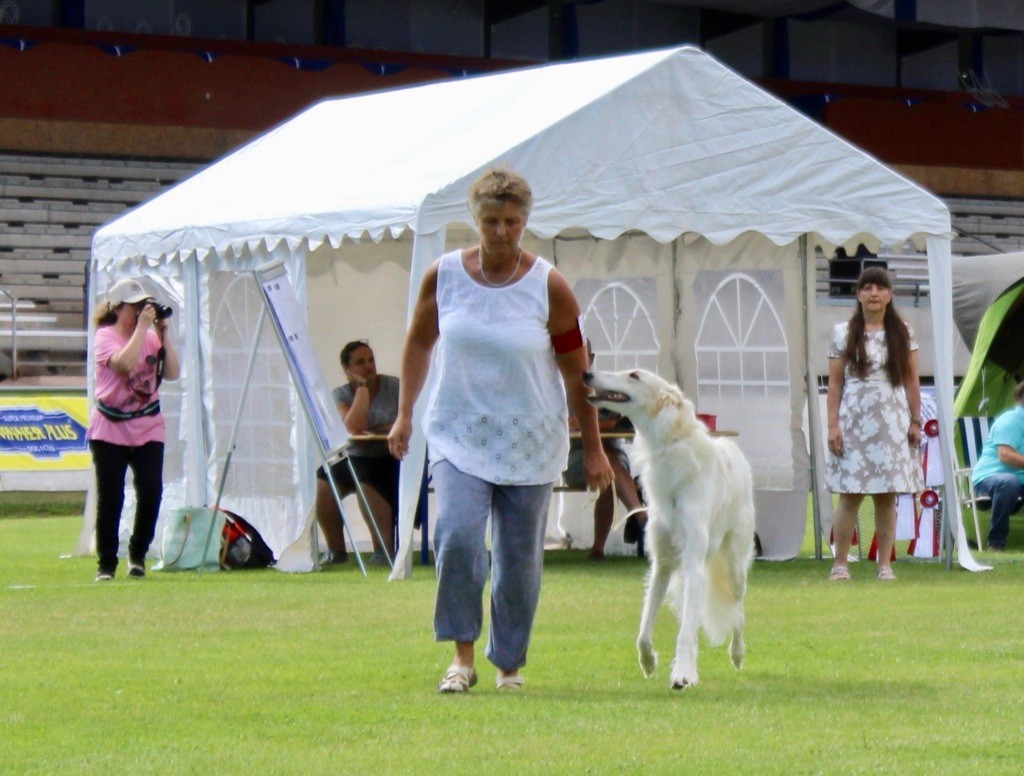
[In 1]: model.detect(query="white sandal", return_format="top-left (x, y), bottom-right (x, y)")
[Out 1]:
top-left (496, 672), bottom-right (525, 691)
top-left (438, 665), bottom-right (477, 694)
top-left (829, 565), bottom-right (851, 581)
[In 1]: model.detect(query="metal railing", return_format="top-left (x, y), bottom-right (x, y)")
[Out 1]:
top-left (0, 286), bottom-right (17, 378)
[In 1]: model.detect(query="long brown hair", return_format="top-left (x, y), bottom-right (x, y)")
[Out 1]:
top-left (843, 266), bottom-right (912, 386)
top-left (93, 301), bottom-right (119, 327)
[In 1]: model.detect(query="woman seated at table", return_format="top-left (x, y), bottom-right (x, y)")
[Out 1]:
top-left (564, 342), bottom-right (647, 559)
top-left (315, 339), bottom-right (400, 566)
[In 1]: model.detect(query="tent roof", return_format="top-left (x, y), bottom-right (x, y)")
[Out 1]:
top-left (93, 45), bottom-right (950, 268)
top-left (952, 251), bottom-right (1024, 349)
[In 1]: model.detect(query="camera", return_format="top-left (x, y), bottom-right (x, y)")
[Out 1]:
top-left (145, 300), bottom-right (174, 320)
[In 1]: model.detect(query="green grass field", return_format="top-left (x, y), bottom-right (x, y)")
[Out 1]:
top-left (3, 499), bottom-right (1023, 775)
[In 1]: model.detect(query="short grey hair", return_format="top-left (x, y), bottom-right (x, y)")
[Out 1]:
top-left (467, 167), bottom-right (532, 221)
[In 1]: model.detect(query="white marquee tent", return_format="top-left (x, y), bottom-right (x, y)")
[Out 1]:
top-left (88, 45), bottom-right (978, 575)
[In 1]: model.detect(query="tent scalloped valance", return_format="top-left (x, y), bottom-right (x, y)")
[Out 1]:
top-left (93, 223), bottom-right (948, 271)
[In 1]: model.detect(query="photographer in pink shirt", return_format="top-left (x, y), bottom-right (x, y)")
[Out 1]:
top-left (88, 278), bottom-right (179, 581)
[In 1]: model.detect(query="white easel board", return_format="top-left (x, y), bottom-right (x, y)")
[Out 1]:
top-left (254, 261), bottom-right (348, 458)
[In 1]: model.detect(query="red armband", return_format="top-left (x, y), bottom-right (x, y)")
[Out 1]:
top-left (551, 319), bottom-right (584, 354)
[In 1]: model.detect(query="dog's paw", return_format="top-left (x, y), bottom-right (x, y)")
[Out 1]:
top-left (670, 669), bottom-right (699, 691)
top-left (637, 642), bottom-right (658, 678)
top-left (729, 637), bottom-right (745, 670)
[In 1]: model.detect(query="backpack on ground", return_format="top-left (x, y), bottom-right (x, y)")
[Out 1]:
top-left (220, 510), bottom-right (275, 570)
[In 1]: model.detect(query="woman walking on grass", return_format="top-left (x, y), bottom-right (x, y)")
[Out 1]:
top-left (388, 168), bottom-right (612, 693)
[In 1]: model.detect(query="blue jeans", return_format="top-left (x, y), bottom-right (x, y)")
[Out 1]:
top-left (974, 473), bottom-right (1024, 547)
top-left (430, 460), bottom-right (553, 672)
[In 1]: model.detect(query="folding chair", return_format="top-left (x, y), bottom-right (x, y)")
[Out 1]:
top-left (952, 416), bottom-right (995, 549)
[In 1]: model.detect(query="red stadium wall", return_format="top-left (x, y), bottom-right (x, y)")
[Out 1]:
top-left (762, 78), bottom-right (1024, 196)
top-left (825, 98), bottom-right (1024, 171)
top-left (0, 25), bottom-right (520, 160)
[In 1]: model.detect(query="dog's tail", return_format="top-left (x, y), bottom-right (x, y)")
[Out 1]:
top-left (702, 550), bottom-right (744, 647)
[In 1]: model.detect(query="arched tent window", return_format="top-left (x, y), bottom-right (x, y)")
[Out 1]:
top-left (694, 271), bottom-right (792, 489)
top-left (579, 280), bottom-right (660, 372)
top-left (208, 271), bottom-right (296, 502)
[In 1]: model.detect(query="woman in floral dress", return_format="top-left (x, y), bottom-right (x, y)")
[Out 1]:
top-left (826, 266), bottom-right (923, 581)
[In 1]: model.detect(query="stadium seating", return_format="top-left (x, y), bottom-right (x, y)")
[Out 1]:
top-left (0, 153), bottom-right (196, 377)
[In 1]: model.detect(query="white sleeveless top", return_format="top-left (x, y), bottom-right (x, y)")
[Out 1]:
top-left (425, 250), bottom-right (569, 485)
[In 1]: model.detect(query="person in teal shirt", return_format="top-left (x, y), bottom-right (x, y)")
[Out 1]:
top-left (971, 381), bottom-right (1024, 550)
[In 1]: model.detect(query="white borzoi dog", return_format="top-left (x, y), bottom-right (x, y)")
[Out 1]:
top-left (585, 369), bottom-right (755, 691)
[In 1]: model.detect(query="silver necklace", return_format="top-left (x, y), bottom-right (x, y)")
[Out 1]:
top-left (479, 247), bottom-right (522, 287)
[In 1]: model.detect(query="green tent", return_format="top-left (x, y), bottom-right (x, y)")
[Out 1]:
top-left (953, 252), bottom-right (1024, 418)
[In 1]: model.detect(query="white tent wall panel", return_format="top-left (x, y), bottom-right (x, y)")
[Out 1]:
top-left (549, 233), bottom-right (676, 379)
top-left (676, 233), bottom-right (810, 559)
top-left (203, 261), bottom-right (311, 560)
top-left (305, 238), bottom-right (417, 381)
top-left (546, 234), bottom-right (674, 553)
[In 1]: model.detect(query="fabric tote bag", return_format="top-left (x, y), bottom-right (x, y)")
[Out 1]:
top-left (154, 507), bottom-right (226, 571)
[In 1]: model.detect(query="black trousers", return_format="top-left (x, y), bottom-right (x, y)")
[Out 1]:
top-left (89, 439), bottom-right (165, 573)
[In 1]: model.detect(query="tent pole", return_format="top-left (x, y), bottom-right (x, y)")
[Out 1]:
top-left (801, 235), bottom-right (827, 560)
top-left (926, 235), bottom-right (990, 572)
top-left (183, 258), bottom-right (208, 509)
top-left (390, 227), bottom-right (447, 580)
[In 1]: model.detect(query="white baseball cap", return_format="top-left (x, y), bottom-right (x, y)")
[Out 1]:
top-left (108, 278), bottom-right (152, 306)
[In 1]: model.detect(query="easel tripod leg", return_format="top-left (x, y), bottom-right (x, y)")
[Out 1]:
top-left (325, 464), bottom-right (366, 577)
top-left (346, 455), bottom-right (394, 570)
